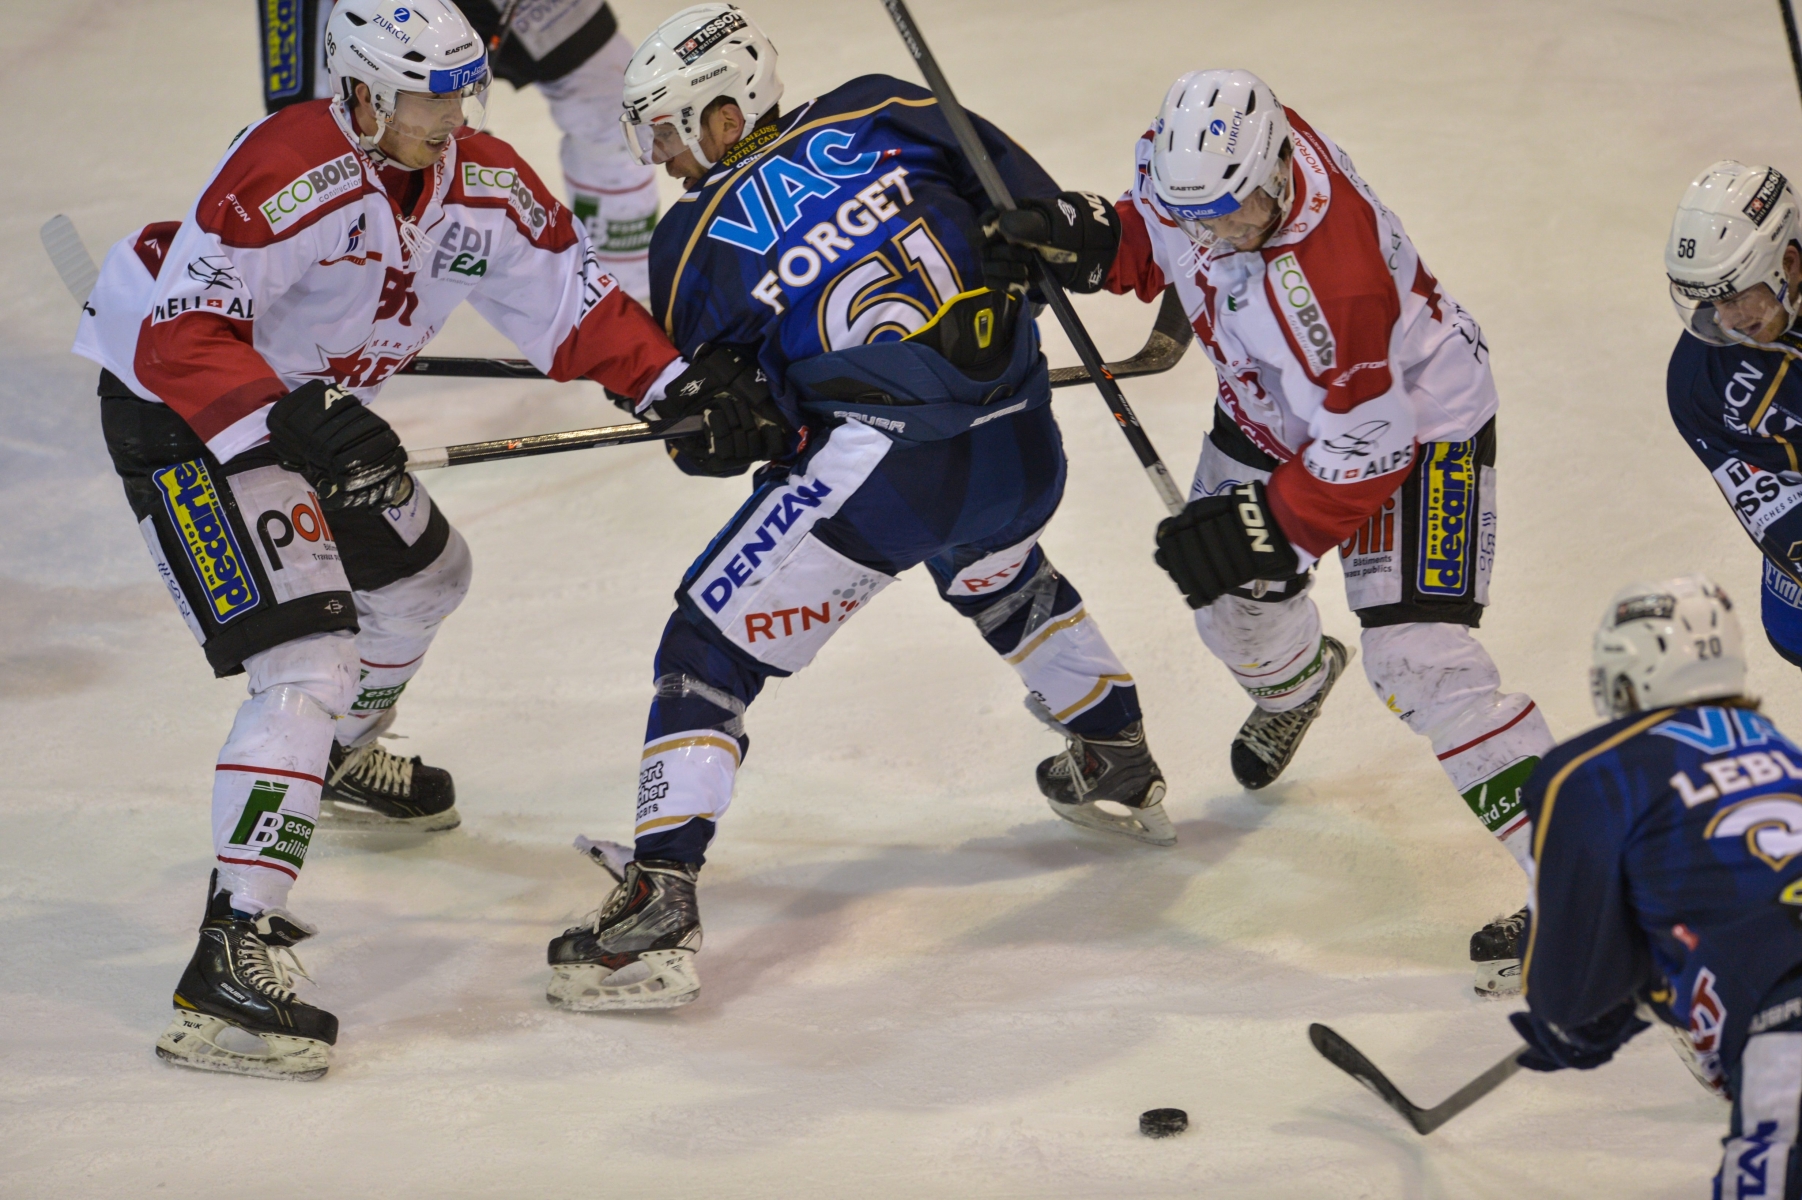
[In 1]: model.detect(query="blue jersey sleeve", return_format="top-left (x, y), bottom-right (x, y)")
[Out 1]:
top-left (1668, 334), bottom-right (1802, 578)
top-left (1520, 714), bottom-right (1666, 1031)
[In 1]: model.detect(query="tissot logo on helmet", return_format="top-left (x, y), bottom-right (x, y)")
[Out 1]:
top-left (1745, 169), bottom-right (1787, 226)
top-left (675, 11), bottom-right (747, 64)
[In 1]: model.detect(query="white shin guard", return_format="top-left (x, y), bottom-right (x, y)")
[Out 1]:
top-left (214, 632), bottom-right (358, 912)
top-left (1193, 587), bottom-right (1330, 713)
top-left (1360, 623), bottom-right (1553, 871)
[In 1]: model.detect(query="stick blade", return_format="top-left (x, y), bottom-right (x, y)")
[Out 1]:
top-left (41, 215), bottom-right (99, 304)
top-left (1308, 1022), bottom-right (1430, 1134)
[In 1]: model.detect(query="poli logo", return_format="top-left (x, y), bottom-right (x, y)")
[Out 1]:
top-left (1417, 440), bottom-right (1474, 597)
top-left (153, 460), bottom-right (260, 624)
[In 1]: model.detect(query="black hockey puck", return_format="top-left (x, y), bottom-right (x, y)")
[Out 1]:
top-left (1139, 1107), bottom-right (1188, 1138)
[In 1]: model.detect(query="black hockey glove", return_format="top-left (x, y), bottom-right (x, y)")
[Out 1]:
top-left (1509, 1000), bottom-right (1650, 1073)
top-left (1153, 480), bottom-right (1300, 609)
top-left (651, 344), bottom-right (789, 477)
top-left (265, 380), bottom-right (412, 511)
top-left (981, 191), bottom-right (1122, 295)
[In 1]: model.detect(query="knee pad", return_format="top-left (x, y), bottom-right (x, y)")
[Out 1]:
top-left (1192, 585), bottom-right (1318, 662)
top-left (355, 527), bottom-right (473, 638)
top-left (1360, 622), bottom-right (1506, 742)
top-left (241, 630), bottom-right (359, 717)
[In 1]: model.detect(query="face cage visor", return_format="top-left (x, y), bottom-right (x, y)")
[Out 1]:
top-left (1670, 279), bottom-right (1795, 349)
top-left (621, 110), bottom-right (709, 167)
top-left (1163, 148), bottom-right (1293, 251)
top-left (385, 80), bottom-right (489, 145)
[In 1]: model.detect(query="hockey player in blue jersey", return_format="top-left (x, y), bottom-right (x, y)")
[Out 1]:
top-left (1515, 576), bottom-right (1802, 1198)
top-left (1666, 161), bottom-right (1802, 675)
top-left (541, 4), bottom-right (1168, 1011)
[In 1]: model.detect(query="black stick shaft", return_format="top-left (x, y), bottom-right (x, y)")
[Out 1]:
top-left (1783, 0), bottom-right (1802, 113)
top-left (878, 0), bottom-right (1185, 515)
top-left (407, 415), bottom-right (701, 471)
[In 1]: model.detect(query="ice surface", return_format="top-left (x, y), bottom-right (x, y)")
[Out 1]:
top-left (2, 1), bottom-right (1794, 1195)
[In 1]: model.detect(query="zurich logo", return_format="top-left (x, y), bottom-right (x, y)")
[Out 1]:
top-left (1209, 119), bottom-right (1226, 136)
top-left (394, 5), bottom-right (410, 20)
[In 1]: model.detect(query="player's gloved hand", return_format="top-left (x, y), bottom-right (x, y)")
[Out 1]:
top-left (1154, 480), bottom-right (1300, 609)
top-left (980, 191), bottom-right (1122, 295)
top-left (265, 380), bottom-right (413, 511)
top-left (651, 344), bottom-right (789, 477)
top-left (1509, 1001), bottom-right (1650, 1072)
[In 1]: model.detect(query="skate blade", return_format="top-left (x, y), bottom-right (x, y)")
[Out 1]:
top-left (1471, 958), bottom-right (1522, 999)
top-left (319, 798), bottom-right (461, 832)
top-left (154, 1009), bottom-right (330, 1081)
top-left (1047, 784), bottom-right (1177, 847)
top-left (548, 949), bottom-right (700, 1012)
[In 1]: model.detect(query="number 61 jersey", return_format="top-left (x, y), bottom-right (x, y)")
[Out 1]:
top-left (1522, 704), bottom-right (1802, 1092)
top-left (646, 73), bottom-right (1060, 425)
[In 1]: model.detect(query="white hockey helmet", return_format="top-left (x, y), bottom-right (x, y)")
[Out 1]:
top-left (326, 0), bottom-right (491, 152)
top-left (1666, 161), bottom-right (1802, 346)
top-left (1149, 69), bottom-right (1294, 245)
top-left (620, 4), bottom-right (783, 169)
top-left (1590, 575), bottom-right (1746, 719)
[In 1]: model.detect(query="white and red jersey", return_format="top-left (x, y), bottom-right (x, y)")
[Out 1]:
top-left (1106, 108), bottom-right (1497, 559)
top-left (74, 99), bottom-right (678, 461)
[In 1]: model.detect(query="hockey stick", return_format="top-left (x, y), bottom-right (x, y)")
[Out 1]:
top-left (398, 285), bottom-right (1195, 387)
top-left (1782, 0), bottom-right (1802, 113)
top-left (878, 0), bottom-right (1186, 516)
top-left (41, 215), bottom-right (98, 304)
top-left (1308, 1023), bottom-right (1523, 1135)
top-left (406, 413), bottom-right (702, 471)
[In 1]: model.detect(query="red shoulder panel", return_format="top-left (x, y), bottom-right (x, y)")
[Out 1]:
top-left (195, 102), bottom-right (370, 248)
top-left (1262, 123), bottom-right (1399, 413)
top-left (132, 222), bottom-right (183, 278)
top-left (446, 131), bottom-right (581, 253)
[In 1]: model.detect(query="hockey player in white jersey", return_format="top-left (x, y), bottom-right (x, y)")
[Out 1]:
top-left (70, 0), bottom-right (750, 1078)
top-left (258, 0), bottom-right (660, 299)
top-left (993, 69), bottom-right (1553, 994)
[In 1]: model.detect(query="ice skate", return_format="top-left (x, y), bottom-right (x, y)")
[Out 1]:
top-left (1035, 719), bottom-right (1175, 847)
top-left (321, 736), bottom-right (459, 831)
top-left (1470, 906), bottom-right (1527, 998)
top-left (547, 859), bottom-right (702, 1011)
top-left (1231, 636), bottom-right (1352, 790)
top-left (155, 877), bottom-right (337, 1081)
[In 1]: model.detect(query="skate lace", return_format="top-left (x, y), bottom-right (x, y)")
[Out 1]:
top-left (1051, 738), bottom-right (1097, 801)
top-left (1238, 703), bottom-right (1317, 764)
top-left (578, 870), bottom-right (638, 933)
top-left (331, 739), bottom-right (415, 796)
top-left (240, 936), bottom-right (311, 1002)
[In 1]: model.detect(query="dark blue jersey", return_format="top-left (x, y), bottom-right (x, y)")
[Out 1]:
top-left (1521, 705), bottom-right (1802, 1087)
top-left (646, 74), bottom-right (1059, 429)
top-left (1668, 332), bottom-right (1802, 580)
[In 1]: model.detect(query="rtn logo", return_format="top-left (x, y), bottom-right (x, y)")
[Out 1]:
top-left (744, 598), bottom-right (861, 642)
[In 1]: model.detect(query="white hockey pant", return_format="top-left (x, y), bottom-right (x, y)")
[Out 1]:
top-left (1720, 1029), bottom-right (1802, 1199)
top-left (335, 529), bottom-right (473, 748)
top-left (536, 30), bottom-right (657, 299)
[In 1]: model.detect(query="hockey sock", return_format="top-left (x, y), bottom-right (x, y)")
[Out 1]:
top-left (213, 684), bottom-right (335, 912)
top-left (952, 549), bottom-right (1138, 737)
top-left (1362, 623), bottom-right (1554, 873)
top-left (335, 529), bottom-right (470, 749)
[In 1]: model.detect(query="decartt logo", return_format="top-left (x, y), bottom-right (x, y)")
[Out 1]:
top-left (1268, 252), bottom-right (1335, 372)
top-left (1417, 440), bottom-right (1474, 597)
top-left (261, 154), bottom-right (361, 229)
top-left (153, 460), bottom-right (260, 623)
